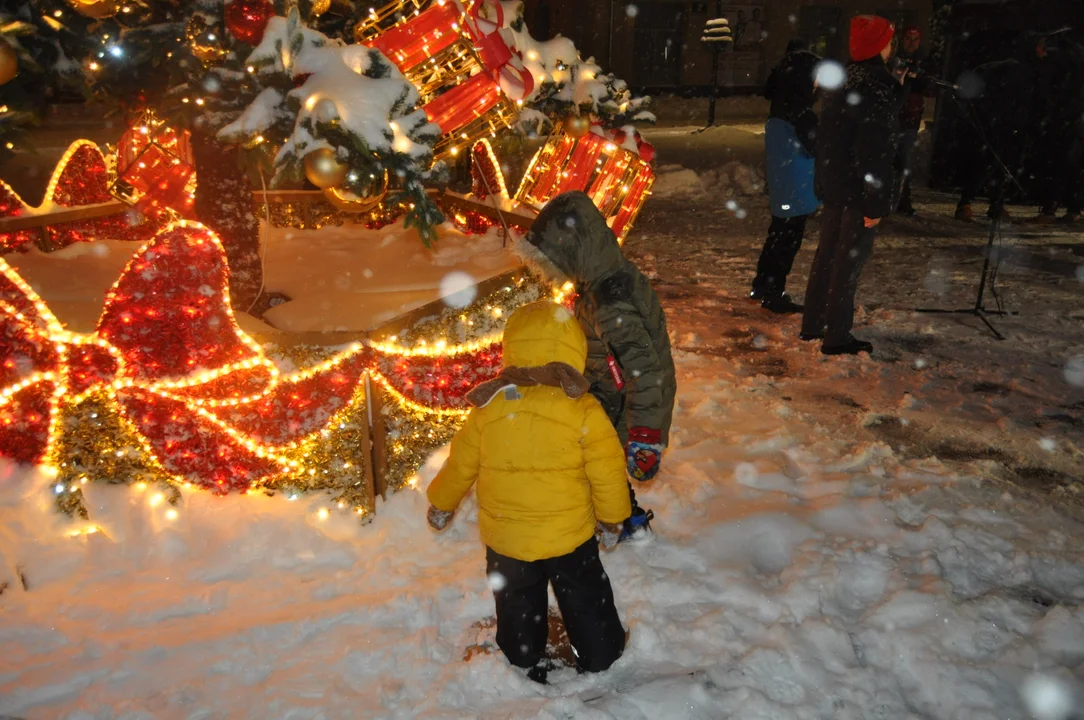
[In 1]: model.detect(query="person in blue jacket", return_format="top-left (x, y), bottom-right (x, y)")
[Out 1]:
top-left (751, 39), bottom-right (822, 314)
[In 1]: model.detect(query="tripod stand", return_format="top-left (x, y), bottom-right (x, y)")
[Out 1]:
top-left (916, 89), bottom-right (1024, 341)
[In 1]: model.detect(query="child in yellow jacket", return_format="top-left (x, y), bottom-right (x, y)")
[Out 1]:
top-left (426, 300), bottom-right (632, 683)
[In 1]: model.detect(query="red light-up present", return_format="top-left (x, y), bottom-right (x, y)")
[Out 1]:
top-left (515, 126), bottom-right (656, 244)
top-left (359, 0), bottom-right (531, 160)
top-left (113, 112), bottom-right (197, 219)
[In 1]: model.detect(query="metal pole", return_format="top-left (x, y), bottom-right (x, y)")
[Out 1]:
top-left (706, 0), bottom-right (724, 127)
top-left (708, 44), bottom-right (720, 126)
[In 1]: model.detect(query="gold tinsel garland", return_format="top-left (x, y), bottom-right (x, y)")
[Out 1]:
top-left (46, 275), bottom-right (559, 519)
top-left (379, 387), bottom-right (464, 491)
top-left (49, 346), bottom-right (375, 520)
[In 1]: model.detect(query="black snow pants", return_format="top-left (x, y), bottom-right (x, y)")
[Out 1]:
top-left (800, 203), bottom-right (877, 346)
top-left (487, 538), bottom-right (626, 674)
top-left (752, 214), bottom-right (809, 298)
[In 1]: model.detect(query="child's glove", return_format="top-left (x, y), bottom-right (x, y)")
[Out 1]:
top-left (596, 521), bottom-right (623, 550)
top-left (626, 427), bottom-right (664, 482)
top-left (427, 504), bottom-right (454, 531)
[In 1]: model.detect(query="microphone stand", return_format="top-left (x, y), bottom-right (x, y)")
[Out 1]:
top-left (915, 87), bottom-right (1023, 341)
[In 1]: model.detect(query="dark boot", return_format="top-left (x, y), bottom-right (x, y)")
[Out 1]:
top-left (822, 335), bottom-right (873, 356)
top-left (761, 293), bottom-right (804, 314)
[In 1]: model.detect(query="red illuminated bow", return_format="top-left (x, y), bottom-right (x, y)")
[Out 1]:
top-left (463, 0), bottom-right (535, 101)
top-left (611, 127), bottom-right (656, 164)
top-left (0, 222), bottom-right (369, 492)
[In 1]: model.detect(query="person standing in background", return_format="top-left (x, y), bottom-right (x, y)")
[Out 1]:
top-left (1025, 28), bottom-right (1084, 225)
top-left (893, 26), bottom-right (932, 216)
top-left (751, 39), bottom-right (821, 314)
top-left (800, 15), bottom-right (903, 356)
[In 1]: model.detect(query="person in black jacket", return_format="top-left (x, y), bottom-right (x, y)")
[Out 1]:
top-left (800, 15), bottom-right (902, 356)
top-left (892, 26), bottom-right (933, 216)
top-left (1025, 28), bottom-right (1084, 225)
top-left (751, 39), bottom-right (821, 314)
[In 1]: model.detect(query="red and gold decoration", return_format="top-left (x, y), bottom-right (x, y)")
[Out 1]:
top-left (0, 141), bottom-right (164, 253)
top-left (225, 0), bottom-right (274, 45)
top-left (0, 41), bottom-right (17, 86)
top-left (363, 0), bottom-right (533, 159)
top-left (469, 139), bottom-right (508, 201)
top-left (0, 221), bottom-right (563, 513)
top-left (0, 222), bottom-right (379, 513)
top-left (0, 182), bottom-right (37, 253)
top-left (114, 112), bottom-right (197, 220)
top-left (64, 0), bottom-right (118, 19)
top-left (515, 126), bottom-right (656, 243)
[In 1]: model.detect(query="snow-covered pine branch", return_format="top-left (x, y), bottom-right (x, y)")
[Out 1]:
top-left (216, 8), bottom-right (445, 245)
top-left (496, 1), bottom-right (654, 134)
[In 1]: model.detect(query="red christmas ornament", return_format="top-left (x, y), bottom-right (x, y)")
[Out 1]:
top-left (225, 0), bottom-right (273, 46)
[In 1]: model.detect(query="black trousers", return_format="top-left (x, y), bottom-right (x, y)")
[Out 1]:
top-left (752, 214), bottom-right (808, 298)
top-left (800, 203), bottom-right (877, 346)
top-left (487, 538), bottom-right (626, 674)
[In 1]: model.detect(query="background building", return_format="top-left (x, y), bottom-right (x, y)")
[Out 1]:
top-left (521, 0), bottom-right (934, 92)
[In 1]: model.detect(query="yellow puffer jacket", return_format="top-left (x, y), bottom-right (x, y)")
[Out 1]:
top-left (427, 301), bottom-right (632, 562)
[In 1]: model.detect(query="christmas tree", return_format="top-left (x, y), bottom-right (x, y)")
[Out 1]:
top-left (2, 0), bottom-right (653, 288)
top-left (0, 0), bottom-right (95, 163)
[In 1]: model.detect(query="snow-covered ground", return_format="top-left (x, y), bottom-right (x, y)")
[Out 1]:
top-left (2, 344), bottom-right (1082, 719)
top-left (2, 115), bottom-right (1083, 720)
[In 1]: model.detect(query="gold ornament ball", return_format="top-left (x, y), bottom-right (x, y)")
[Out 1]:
top-left (564, 115), bottom-right (591, 139)
top-left (304, 148), bottom-right (350, 189)
top-left (309, 0), bottom-right (331, 19)
top-left (66, 0), bottom-right (119, 19)
top-left (0, 43), bottom-right (17, 87)
top-left (186, 16), bottom-right (229, 63)
top-left (324, 171), bottom-right (389, 213)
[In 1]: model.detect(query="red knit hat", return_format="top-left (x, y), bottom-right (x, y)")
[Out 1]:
top-left (849, 15), bottom-right (895, 62)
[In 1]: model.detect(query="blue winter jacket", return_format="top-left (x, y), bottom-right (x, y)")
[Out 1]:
top-left (764, 117), bottom-right (820, 218)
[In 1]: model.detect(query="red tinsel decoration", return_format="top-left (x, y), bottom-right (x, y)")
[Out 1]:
top-left (470, 141), bottom-right (501, 201)
top-left (0, 183), bottom-right (37, 253)
top-left (49, 144), bottom-right (167, 245)
top-left (374, 344), bottom-right (503, 410)
top-left (212, 350), bottom-right (372, 447)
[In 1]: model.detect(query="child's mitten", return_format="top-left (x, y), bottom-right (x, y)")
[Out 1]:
top-left (626, 428), bottom-right (664, 481)
top-left (427, 505), bottom-right (454, 530)
top-left (596, 521), bottom-right (623, 550)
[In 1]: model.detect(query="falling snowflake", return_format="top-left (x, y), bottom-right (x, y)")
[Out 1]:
top-left (814, 60), bottom-right (846, 90)
top-left (626, 4), bottom-right (639, 18)
top-left (487, 572), bottom-right (507, 592)
top-left (1020, 674), bottom-right (1074, 720)
top-left (440, 271), bottom-right (478, 309)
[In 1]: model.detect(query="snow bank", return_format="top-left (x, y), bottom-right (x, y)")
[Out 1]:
top-left (652, 161), bottom-right (765, 201)
top-left (1, 352), bottom-right (1082, 719)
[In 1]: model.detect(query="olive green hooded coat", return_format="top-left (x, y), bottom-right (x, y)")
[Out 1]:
top-left (515, 191), bottom-right (676, 446)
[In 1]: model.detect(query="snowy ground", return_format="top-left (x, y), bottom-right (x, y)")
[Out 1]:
top-left (2, 112), bottom-right (1083, 719)
top-left (2, 347), bottom-right (1083, 719)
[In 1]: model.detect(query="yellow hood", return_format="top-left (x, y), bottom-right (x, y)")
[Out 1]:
top-left (501, 300), bottom-right (587, 373)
